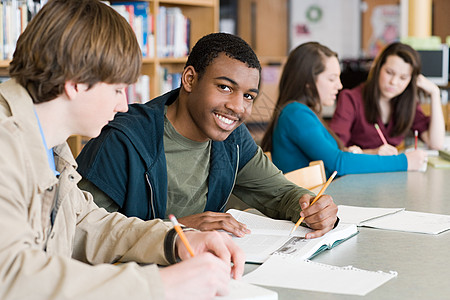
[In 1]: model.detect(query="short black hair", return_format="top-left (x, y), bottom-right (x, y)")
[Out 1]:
top-left (185, 33), bottom-right (261, 79)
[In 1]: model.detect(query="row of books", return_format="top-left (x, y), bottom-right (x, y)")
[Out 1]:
top-left (0, 0), bottom-right (40, 60)
top-left (111, 3), bottom-right (190, 59)
top-left (159, 67), bottom-right (181, 96)
top-left (157, 6), bottom-right (190, 58)
top-left (111, 2), bottom-right (154, 58)
top-left (126, 67), bottom-right (182, 105)
top-left (127, 75), bottom-right (150, 104)
top-left (1, 1), bottom-right (190, 61)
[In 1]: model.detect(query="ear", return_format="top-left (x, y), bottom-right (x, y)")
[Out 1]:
top-left (181, 66), bottom-right (197, 93)
top-left (64, 81), bottom-right (88, 100)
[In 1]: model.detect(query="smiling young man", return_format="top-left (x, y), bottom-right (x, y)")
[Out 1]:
top-left (76, 33), bottom-right (338, 239)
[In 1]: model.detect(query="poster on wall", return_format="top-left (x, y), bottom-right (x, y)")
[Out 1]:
top-left (367, 5), bottom-right (400, 57)
top-left (289, 0), bottom-right (360, 59)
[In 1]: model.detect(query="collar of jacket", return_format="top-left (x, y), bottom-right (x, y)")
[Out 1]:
top-left (0, 79), bottom-right (72, 192)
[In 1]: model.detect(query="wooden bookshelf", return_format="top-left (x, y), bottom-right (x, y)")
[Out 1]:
top-left (142, 0), bottom-right (219, 99)
top-left (0, 0), bottom-right (219, 157)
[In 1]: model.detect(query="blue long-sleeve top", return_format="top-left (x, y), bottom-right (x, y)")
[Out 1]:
top-left (271, 102), bottom-right (408, 177)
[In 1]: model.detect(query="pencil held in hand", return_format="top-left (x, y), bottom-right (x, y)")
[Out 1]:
top-left (414, 130), bottom-right (418, 150)
top-left (169, 214), bottom-right (195, 257)
top-left (290, 171), bottom-right (338, 236)
top-left (374, 123), bottom-right (388, 145)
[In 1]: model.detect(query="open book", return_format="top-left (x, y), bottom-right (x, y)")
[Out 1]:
top-left (338, 205), bottom-right (450, 234)
top-left (227, 209), bottom-right (358, 263)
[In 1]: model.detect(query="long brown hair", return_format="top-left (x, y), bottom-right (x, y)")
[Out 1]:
top-left (261, 42), bottom-right (343, 151)
top-left (362, 42), bottom-right (421, 137)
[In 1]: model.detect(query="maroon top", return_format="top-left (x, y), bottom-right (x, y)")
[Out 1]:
top-left (330, 84), bottom-right (430, 148)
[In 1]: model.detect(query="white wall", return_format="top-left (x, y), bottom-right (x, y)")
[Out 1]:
top-left (289, 0), bottom-right (361, 59)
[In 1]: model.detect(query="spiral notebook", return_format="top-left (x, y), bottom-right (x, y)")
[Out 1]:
top-left (215, 280), bottom-right (278, 300)
top-left (243, 255), bottom-right (397, 296)
top-left (338, 205), bottom-right (450, 234)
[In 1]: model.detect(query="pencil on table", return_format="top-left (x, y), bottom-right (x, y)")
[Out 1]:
top-left (169, 214), bottom-right (195, 257)
top-left (290, 171), bottom-right (338, 236)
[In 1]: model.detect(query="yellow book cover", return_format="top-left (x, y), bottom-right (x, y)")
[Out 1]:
top-left (428, 156), bottom-right (450, 169)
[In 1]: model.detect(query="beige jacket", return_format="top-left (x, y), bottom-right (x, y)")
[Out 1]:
top-left (0, 79), bottom-right (173, 299)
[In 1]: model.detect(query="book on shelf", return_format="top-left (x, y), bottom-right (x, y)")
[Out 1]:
top-left (157, 6), bottom-right (189, 58)
top-left (1, 0), bottom-right (29, 60)
top-left (159, 67), bottom-right (181, 95)
top-left (112, 1), bottom-right (154, 58)
top-left (127, 75), bottom-right (150, 104)
top-left (227, 209), bottom-right (358, 264)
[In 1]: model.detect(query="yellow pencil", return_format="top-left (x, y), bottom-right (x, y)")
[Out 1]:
top-left (289, 171), bottom-right (338, 236)
top-left (169, 214), bottom-right (195, 257)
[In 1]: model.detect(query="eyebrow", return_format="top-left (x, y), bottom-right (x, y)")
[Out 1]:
top-left (214, 76), bottom-right (259, 94)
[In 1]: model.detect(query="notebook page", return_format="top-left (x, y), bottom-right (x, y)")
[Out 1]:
top-left (227, 209), bottom-right (311, 236)
top-left (215, 279), bottom-right (278, 300)
top-left (243, 256), bottom-right (397, 296)
top-left (362, 210), bottom-right (450, 234)
top-left (337, 205), bottom-right (404, 225)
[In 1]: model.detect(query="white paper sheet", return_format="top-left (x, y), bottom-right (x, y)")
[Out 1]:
top-left (337, 205), bottom-right (404, 225)
top-left (362, 210), bottom-right (450, 234)
top-left (215, 280), bottom-right (278, 300)
top-left (243, 256), bottom-right (397, 296)
top-left (338, 205), bottom-right (450, 234)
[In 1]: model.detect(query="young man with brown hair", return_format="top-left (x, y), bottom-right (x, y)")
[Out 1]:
top-left (0, 1), bottom-right (243, 299)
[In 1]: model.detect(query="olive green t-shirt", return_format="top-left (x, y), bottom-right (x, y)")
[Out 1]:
top-left (163, 106), bottom-right (211, 218)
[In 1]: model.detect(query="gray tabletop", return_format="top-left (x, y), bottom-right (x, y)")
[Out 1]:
top-left (244, 167), bottom-right (450, 299)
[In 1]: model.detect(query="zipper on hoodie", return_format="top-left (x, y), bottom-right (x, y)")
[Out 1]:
top-left (220, 144), bottom-right (239, 211)
top-left (145, 173), bottom-right (156, 219)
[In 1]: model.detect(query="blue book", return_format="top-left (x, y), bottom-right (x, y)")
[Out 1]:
top-left (113, 1), bottom-right (151, 57)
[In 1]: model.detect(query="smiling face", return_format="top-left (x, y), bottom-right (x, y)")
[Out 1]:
top-left (378, 55), bottom-right (412, 102)
top-left (179, 53), bottom-right (260, 142)
top-left (315, 56), bottom-right (343, 107)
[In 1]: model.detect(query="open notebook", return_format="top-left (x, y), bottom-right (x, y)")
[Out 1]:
top-left (227, 209), bottom-right (358, 263)
top-left (338, 205), bottom-right (450, 234)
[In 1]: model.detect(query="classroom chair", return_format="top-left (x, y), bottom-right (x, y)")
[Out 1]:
top-left (283, 160), bottom-right (326, 192)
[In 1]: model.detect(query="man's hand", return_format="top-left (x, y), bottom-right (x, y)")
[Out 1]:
top-left (177, 212), bottom-right (251, 237)
top-left (160, 252), bottom-right (231, 300)
top-left (298, 194), bottom-right (338, 239)
top-left (161, 230), bottom-right (245, 299)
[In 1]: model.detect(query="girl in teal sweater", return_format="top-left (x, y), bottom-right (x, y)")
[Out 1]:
top-left (261, 42), bottom-right (425, 176)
